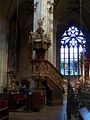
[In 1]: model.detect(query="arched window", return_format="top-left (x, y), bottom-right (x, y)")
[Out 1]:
top-left (60, 26), bottom-right (86, 76)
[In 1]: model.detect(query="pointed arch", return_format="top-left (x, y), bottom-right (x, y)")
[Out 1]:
top-left (59, 25), bottom-right (86, 77)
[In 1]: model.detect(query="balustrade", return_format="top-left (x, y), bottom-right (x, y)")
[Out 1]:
top-left (31, 59), bottom-right (63, 90)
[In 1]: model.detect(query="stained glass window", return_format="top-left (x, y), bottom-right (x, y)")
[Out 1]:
top-left (60, 26), bottom-right (86, 76)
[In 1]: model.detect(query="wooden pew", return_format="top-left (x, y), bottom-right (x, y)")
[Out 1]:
top-left (0, 99), bottom-right (9, 120)
top-left (9, 93), bottom-right (26, 109)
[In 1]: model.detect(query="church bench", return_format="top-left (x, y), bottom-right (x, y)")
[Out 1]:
top-left (9, 93), bottom-right (26, 108)
top-left (13, 93), bottom-right (26, 102)
top-left (0, 99), bottom-right (9, 119)
top-left (79, 107), bottom-right (90, 120)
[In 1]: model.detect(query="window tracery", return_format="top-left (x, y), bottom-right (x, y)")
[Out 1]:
top-left (60, 26), bottom-right (86, 76)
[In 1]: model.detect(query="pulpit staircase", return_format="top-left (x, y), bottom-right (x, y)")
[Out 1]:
top-left (31, 59), bottom-right (63, 105)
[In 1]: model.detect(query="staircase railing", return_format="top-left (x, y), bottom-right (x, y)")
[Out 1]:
top-left (31, 59), bottom-right (63, 90)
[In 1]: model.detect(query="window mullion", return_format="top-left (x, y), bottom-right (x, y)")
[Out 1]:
top-left (73, 46), bottom-right (74, 75)
top-left (68, 44), bottom-right (70, 77)
top-left (64, 45), bottom-right (65, 75)
top-left (77, 44), bottom-right (80, 80)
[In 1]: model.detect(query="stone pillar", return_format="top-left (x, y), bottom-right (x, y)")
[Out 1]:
top-left (47, 2), bottom-right (54, 64)
top-left (33, 0), bottom-right (54, 64)
top-left (0, 23), bottom-right (8, 92)
top-left (33, 0), bottom-right (48, 32)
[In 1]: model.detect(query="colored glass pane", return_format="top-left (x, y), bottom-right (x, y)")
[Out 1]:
top-left (60, 25), bottom-right (86, 76)
top-left (60, 63), bottom-right (64, 68)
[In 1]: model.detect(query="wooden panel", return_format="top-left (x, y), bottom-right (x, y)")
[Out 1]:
top-left (32, 91), bottom-right (45, 110)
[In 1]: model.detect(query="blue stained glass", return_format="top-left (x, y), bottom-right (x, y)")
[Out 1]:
top-left (70, 54), bottom-right (73, 58)
top-left (63, 31), bottom-right (67, 36)
top-left (60, 63), bottom-right (64, 68)
top-left (63, 37), bottom-right (69, 40)
top-left (65, 54), bottom-right (68, 58)
top-left (61, 59), bottom-right (64, 62)
top-left (70, 70), bottom-right (73, 75)
top-left (65, 70), bottom-right (68, 75)
top-left (65, 39), bottom-right (70, 43)
top-left (75, 71), bottom-right (78, 75)
top-left (71, 26), bottom-right (74, 29)
top-left (66, 70), bottom-right (68, 75)
top-left (74, 47), bottom-right (77, 53)
top-left (68, 32), bottom-right (71, 36)
top-left (61, 70), bottom-right (64, 75)
top-left (80, 31), bottom-right (83, 36)
top-left (60, 25), bottom-right (86, 76)
top-left (61, 54), bottom-right (64, 58)
top-left (75, 31), bottom-right (79, 36)
top-left (74, 61), bottom-right (78, 69)
top-left (70, 63), bottom-right (73, 69)
top-left (65, 63), bottom-right (68, 69)
top-left (75, 27), bottom-right (78, 31)
top-left (65, 59), bottom-right (68, 62)
top-left (61, 46), bottom-right (64, 53)
top-left (65, 46), bottom-right (68, 53)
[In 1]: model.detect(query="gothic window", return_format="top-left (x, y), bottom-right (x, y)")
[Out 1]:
top-left (60, 26), bottom-right (86, 76)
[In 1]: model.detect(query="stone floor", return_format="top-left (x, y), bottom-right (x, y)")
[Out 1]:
top-left (9, 96), bottom-right (67, 120)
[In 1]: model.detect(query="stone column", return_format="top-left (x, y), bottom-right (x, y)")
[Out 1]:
top-left (0, 22), bottom-right (8, 92)
top-left (33, 0), bottom-right (48, 32)
top-left (47, 0), bottom-right (54, 64)
top-left (33, 0), bottom-right (54, 64)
